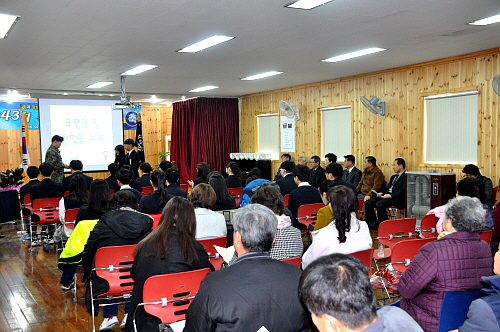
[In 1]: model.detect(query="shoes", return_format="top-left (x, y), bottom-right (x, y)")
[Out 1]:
top-left (23, 233), bottom-right (31, 241)
top-left (44, 236), bottom-right (55, 245)
top-left (120, 313), bottom-right (128, 328)
top-left (61, 279), bottom-right (75, 291)
top-left (31, 239), bottom-right (42, 246)
top-left (99, 316), bottom-right (119, 331)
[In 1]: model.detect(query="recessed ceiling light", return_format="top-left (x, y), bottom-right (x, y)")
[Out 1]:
top-left (178, 35), bottom-right (235, 53)
top-left (122, 65), bottom-right (157, 76)
top-left (189, 86), bottom-right (219, 92)
top-left (285, 0), bottom-right (334, 10)
top-left (322, 47), bottom-right (387, 63)
top-left (0, 13), bottom-right (20, 39)
top-left (85, 81), bottom-right (113, 89)
top-left (469, 13), bottom-right (500, 26)
top-left (63, 93), bottom-right (68, 96)
top-left (109, 94), bottom-right (115, 97)
top-left (241, 71), bottom-right (284, 81)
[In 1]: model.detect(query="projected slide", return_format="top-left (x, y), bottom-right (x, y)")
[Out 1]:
top-left (39, 99), bottom-right (124, 172)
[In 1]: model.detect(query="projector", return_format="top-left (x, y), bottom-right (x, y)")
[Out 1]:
top-left (112, 102), bottom-right (135, 110)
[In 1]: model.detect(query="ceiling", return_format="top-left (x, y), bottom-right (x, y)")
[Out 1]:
top-left (1, 0), bottom-right (500, 104)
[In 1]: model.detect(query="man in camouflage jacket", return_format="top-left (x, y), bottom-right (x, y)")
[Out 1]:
top-left (45, 135), bottom-right (68, 183)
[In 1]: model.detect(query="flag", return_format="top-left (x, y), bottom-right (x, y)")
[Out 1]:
top-left (19, 111), bottom-right (30, 173)
top-left (135, 111), bottom-right (145, 164)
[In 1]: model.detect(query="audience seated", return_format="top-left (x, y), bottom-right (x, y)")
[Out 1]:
top-left (165, 168), bottom-right (187, 198)
top-left (187, 162), bottom-right (210, 188)
top-left (313, 180), bottom-right (337, 232)
top-left (356, 156), bottom-right (385, 201)
top-left (124, 197), bottom-right (214, 332)
top-left (19, 165), bottom-right (40, 205)
top-left (240, 168), bottom-right (268, 207)
top-left (276, 160), bottom-right (297, 196)
top-left (138, 170), bottom-right (173, 214)
top-left (398, 196), bottom-right (493, 332)
top-left (62, 160), bottom-right (93, 192)
top-left (116, 168), bottom-right (142, 202)
top-left (297, 156), bottom-right (308, 165)
top-left (463, 164), bottom-right (494, 209)
top-left (190, 183), bottom-right (227, 240)
top-left (302, 185), bottom-right (372, 269)
top-left (82, 191), bottom-right (153, 331)
top-left (59, 174), bottom-right (89, 223)
top-left (75, 180), bottom-right (110, 226)
top-left (324, 152), bottom-right (337, 164)
top-left (274, 153), bottom-right (292, 181)
top-left (325, 162), bottom-right (356, 194)
top-left (184, 204), bottom-right (309, 332)
top-left (104, 163), bottom-right (120, 193)
top-left (299, 253), bottom-right (423, 332)
top-left (159, 160), bottom-right (172, 172)
top-left (208, 171), bottom-right (236, 211)
top-left (309, 155), bottom-right (326, 188)
top-left (342, 154), bottom-right (362, 188)
top-left (225, 161), bottom-right (243, 188)
top-left (133, 162), bottom-right (152, 189)
top-left (288, 164), bottom-right (323, 229)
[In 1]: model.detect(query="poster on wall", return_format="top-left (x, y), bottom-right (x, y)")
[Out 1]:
top-left (122, 104), bottom-right (142, 130)
top-left (280, 116), bottom-right (295, 152)
top-left (0, 102), bottom-right (39, 130)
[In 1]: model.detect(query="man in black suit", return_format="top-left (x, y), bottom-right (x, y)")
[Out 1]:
top-left (133, 162), bottom-right (152, 189)
top-left (308, 155), bottom-right (325, 188)
top-left (364, 158), bottom-right (406, 229)
top-left (62, 160), bottom-right (93, 191)
top-left (324, 153), bottom-right (337, 164)
top-left (104, 163), bottom-right (120, 193)
top-left (116, 168), bottom-right (142, 202)
top-left (325, 163), bottom-right (357, 194)
top-left (274, 153), bottom-right (291, 181)
top-left (342, 154), bottom-right (362, 188)
top-left (165, 168), bottom-right (187, 198)
top-left (276, 160), bottom-right (297, 196)
top-left (184, 204), bottom-right (309, 332)
top-left (19, 166), bottom-right (40, 205)
top-left (288, 164), bottom-right (323, 229)
top-left (121, 138), bottom-right (140, 179)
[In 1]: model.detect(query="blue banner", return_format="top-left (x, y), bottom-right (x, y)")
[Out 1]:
top-left (122, 104), bottom-right (142, 130)
top-left (0, 102), bottom-right (40, 130)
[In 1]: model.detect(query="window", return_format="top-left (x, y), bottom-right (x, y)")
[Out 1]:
top-left (424, 91), bottom-right (478, 164)
top-left (321, 106), bottom-right (351, 158)
top-left (257, 113), bottom-right (279, 159)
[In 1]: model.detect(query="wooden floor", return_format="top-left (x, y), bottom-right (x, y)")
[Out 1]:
top-left (0, 222), bottom-right (120, 332)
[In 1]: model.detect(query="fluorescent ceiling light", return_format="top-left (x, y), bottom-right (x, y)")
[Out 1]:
top-left (322, 47), bottom-right (387, 62)
top-left (189, 86), bottom-right (219, 92)
top-left (178, 35), bottom-right (235, 53)
top-left (0, 14), bottom-right (20, 39)
top-left (285, 0), bottom-right (334, 10)
top-left (469, 13), bottom-right (500, 26)
top-left (241, 71), bottom-right (284, 81)
top-left (85, 81), bottom-right (113, 89)
top-left (122, 65), bottom-right (157, 75)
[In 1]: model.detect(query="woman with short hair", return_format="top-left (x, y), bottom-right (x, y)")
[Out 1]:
top-left (190, 183), bottom-right (227, 240)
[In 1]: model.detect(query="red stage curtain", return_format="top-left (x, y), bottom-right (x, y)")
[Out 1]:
top-left (171, 98), bottom-right (239, 183)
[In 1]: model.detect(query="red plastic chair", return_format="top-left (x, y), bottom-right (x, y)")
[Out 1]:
top-left (133, 268), bottom-right (211, 329)
top-left (492, 187), bottom-right (498, 206)
top-left (283, 194), bottom-right (290, 209)
top-left (142, 186), bottom-right (154, 196)
top-left (64, 191), bottom-right (70, 196)
top-left (420, 214), bottom-right (439, 238)
top-left (30, 198), bottom-right (61, 248)
top-left (479, 230), bottom-right (493, 245)
top-left (228, 187), bottom-right (243, 208)
top-left (357, 199), bottom-right (364, 219)
top-left (23, 193), bottom-right (32, 208)
top-left (281, 257), bottom-right (302, 268)
top-left (296, 203), bottom-right (324, 235)
top-left (90, 244), bottom-right (136, 331)
top-left (150, 214), bottom-right (161, 229)
top-left (179, 183), bottom-right (189, 192)
top-left (388, 237), bottom-right (435, 273)
top-left (198, 237), bottom-right (227, 270)
top-left (373, 218), bottom-right (417, 260)
top-left (63, 208), bottom-right (80, 231)
top-left (349, 248), bottom-right (374, 275)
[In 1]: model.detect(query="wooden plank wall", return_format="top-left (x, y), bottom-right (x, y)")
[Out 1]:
top-left (0, 104), bottom-right (173, 180)
top-left (240, 48), bottom-right (500, 186)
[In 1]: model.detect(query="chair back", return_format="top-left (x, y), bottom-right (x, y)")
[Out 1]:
top-left (296, 203), bottom-right (324, 230)
top-left (64, 208), bottom-right (80, 230)
top-left (478, 230), bottom-right (493, 245)
top-left (94, 244), bottom-right (136, 297)
top-left (32, 198), bottom-right (61, 224)
top-left (420, 214), bottom-right (439, 238)
top-left (349, 248), bottom-right (373, 271)
top-left (283, 194), bottom-right (290, 209)
top-left (179, 183), bottom-right (189, 192)
top-left (198, 237), bottom-right (227, 270)
top-left (492, 187), bottom-right (498, 205)
top-left (389, 238), bottom-right (435, 272)
top-left (142, 186), bottom-right (154, 196)
top-left (357, 199), bottom-right (364, 219)
top-left (139, 268), bottom-right (211, 324)
top-left (281, 257), bottom-right (301, 268)
top-left (437, 289), bottom-right (482, 332)
top-left (227, 187), bottom-right (243, 208)
top-left (23, 194), bottom-right (31, 207)
top-left (150, 214), bottom-right (161, 229)
top-left (377, 218), bottom-right (417, 249)
top-left (64, 191), bottom-right (70, 196)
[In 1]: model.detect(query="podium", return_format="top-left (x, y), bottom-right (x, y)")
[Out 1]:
top-left (0, 189), bottom-right (21, 223)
